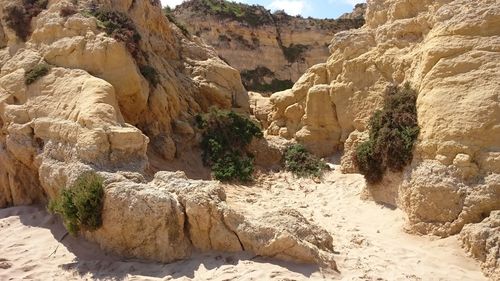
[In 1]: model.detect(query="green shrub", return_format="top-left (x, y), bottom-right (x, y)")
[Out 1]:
top-left (139, 65), bottom-right (160, 87)
top-left (90, 9), bottom-right (141, 58)
top-left (354, 83), bottom-right (419, 184)
top-left (284, 144), bottom-right (327, 178)
top-left (48, 173), bottom-right (105, 236)
top-left (197, 109), bottom-right (263, 182)
top-left (25, 63), bottom-right (49, 85)
top-left (3, 0), bottom-right (48, 41)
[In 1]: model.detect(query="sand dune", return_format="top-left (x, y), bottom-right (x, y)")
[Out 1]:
top-left (0, 169), bottom-right (486, 280)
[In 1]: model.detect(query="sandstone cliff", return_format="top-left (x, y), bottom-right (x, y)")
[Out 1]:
top-left (252, 0), bottom-right (499, 277)
top-left (171, 0), bottom-right (366, 93)
top-left (0, 0), bottom-right (337, 268)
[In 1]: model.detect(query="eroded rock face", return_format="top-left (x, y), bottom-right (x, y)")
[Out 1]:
top-left (266, 0), bottom-right (500, 241)
top-left (172, 0), bottom-right (365, 93)
top-left (461, 211), bottom-right (500, 280)
top-left (0, 0), bottom-right (337, 268)
top-left (0, 0), bottom-right (246, 207)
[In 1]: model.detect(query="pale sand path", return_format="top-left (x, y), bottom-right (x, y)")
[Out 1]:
top-left (0, 168), bottom-right (487, 280)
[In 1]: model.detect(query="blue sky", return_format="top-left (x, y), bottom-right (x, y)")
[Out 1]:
top-left (161, 0), bottom-right (365, 19)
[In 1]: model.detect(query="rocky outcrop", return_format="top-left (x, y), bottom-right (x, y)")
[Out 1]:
top-left (0, 0), bottom-right (337, 268)
top-left (84, 171), bottom-right (337, 268)
top-left (461, 211), bottom-right (500, 280)
top-left (171, 0), bottom-right (365, 93)
top-left (0, 0), bottom-right (245, 207)
top-left (263, 0), bottom-right (500, 245)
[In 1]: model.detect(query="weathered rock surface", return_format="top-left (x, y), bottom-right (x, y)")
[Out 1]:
top-left (265, 0), bottom-right (500, 258)
top-left (461, 211), bottom-right (500, 280)
top-left (85, 171), bottom-right (337, 268)
top-left (172, 0), bottom-right (365, 93)
top-left (0, 0), bottom-right (337, 268)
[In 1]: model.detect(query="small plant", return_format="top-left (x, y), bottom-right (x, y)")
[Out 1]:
top-left (284, 144), bottom-right (327, 178)
top-left (25, 63), bottom-right (49, 85)
top-left (90, 9), bottom-right (141, 58)
top-left (197, 109), bottom-right (263, 182)
top-left (354, 83), bottom-right (420, 184)
top-left (3, 0), bottom-right (48, 41)
top-left (139, 65), bottom-right (160, 87)
top-left (48, 173), bottom-right (105, 236)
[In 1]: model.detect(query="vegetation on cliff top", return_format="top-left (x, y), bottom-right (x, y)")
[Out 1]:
top-left (354, 83), bottom-right (420, 184)
top-left (48, 173), bottom-right (105, 236)
top-left (163, 6), bottom-right (190, 37)
top-left (178, 0), bottom-right (273, 27)
top-left (197, 109), bottom-right (263, 182)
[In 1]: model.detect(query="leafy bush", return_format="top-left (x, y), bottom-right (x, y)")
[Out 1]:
top-left (90, 9), bottom-right (141, 58)
top-left (48, 173), bottom-right (105, 236)
top-left (354, 83), bottom-right (419, 184)
top-left (284, 144), bottom-right (327, 178)
top-left (25, 63), bottom-right (49, 85)
top-left (3, 0), bottom-right (48, 41)
top-left (197, 109), bottom-right (263, 182)
top-left (139, 65), bottom-right (160, 87)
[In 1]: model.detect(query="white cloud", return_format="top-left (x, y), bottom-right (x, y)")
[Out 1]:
top-left (161, 0), bottom-right (184, 8)
top-left (267, 0), bottom-right (308, 16)
top-left (344, 0), bottom-right (365, 4)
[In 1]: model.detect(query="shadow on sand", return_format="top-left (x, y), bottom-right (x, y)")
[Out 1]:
top-left (0, 205), bottom-right (323, 280)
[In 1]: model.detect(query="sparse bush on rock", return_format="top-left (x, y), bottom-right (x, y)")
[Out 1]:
top-left (90, 9), bottom-right (141, 58)
top-left (284, 144), bottom-right (327, 178)
top-left (48, 173), bottom-right (105, 236)
top-left (197, 109), bottom-right (263, 182)
top-left (3, 0), bottom-right (48, 41)
top-left (163, 7), bottom-right (190, 37)
top-left (354, 83), bottom-right (419, 184)
top-left (241, 66), bottom-right (294, 93)
top-left (25, 64), bottom-right (49, 85)
top-left (139, 65), bottom-right (160, 87)
top-left (60, 5), bottom-right (77, 17)
top-left (282, 43), bottom-right (309, 63)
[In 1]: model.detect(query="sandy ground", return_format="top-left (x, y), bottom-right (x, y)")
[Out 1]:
top-left (0, 168), bottom-right (487, 281)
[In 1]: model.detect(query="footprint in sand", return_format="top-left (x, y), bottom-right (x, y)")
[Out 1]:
top-left (0, 258), bottom-right (12, 269)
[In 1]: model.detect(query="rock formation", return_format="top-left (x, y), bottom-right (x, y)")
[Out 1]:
top-left (171, 0), bottom-right (366, 93)
top-left (461, 211), bottom-right (499, 280)
top-left (0, 0), bottom-right (336, 268)
top-left (255, 0), bottom-right (499, 275)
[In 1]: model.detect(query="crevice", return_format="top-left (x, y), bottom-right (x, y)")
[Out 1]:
top-left (221, 214), bottom-right (245, 251)
top-left (177, 199), bottom-right (194, 246)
